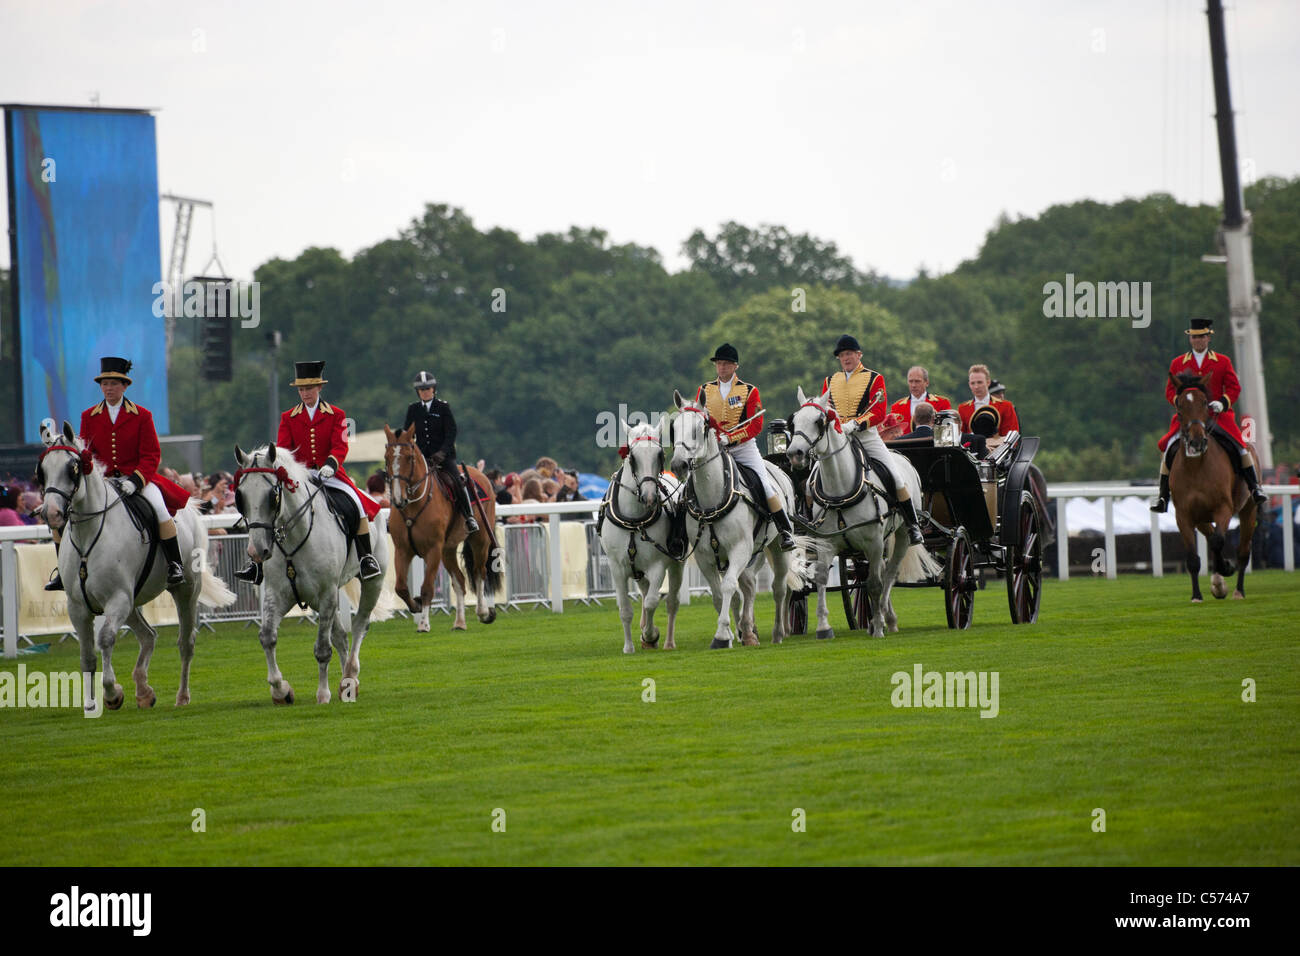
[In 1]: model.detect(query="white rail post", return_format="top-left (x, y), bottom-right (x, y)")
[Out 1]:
top-left (1198, 530), bottom-right (1209, 571)
top-left (1283, 493), bottom-right (1295, 573)
top-left (2, 540), bottom-right (17, 659)
top-left (1103, 497), bottom-right (1117, 579)
top-left (1056, 497), bottom-right (1069, 580)
top-left (549, 512), bottom-right (563, 612)
top-left (1149, 509), bottom-right (1164, 577)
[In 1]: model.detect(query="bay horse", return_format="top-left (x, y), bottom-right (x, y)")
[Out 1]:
top-left (383, 424), bottom-right (501, 631)
top-left (38, 422), bottom-right (237, 711)
top-left (1168, 372), bottom-right (1258, 601)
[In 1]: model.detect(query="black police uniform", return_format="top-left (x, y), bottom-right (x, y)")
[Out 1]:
top-left (403, 397), bottom-right (478, 530)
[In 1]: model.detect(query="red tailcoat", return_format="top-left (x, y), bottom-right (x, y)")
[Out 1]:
top-left (890, 392), bottom-right (952, 428)
top-left (1158, 350), bottom-right (1245, 451)
top-left (79, 399), bottom-right (191, 514)
top-left (957, 397), bottom-right (1020, 436)
top-left (276, 401), bottom-right (381, 519)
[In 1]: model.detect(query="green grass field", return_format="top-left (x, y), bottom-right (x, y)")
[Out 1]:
top-left (2, 572), bottom-right (1297, 866)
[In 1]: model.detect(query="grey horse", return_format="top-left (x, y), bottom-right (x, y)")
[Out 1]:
top-left (38, 422), bottom-right (236, 710)
top-left (233, 444), bottom-right (394, 705)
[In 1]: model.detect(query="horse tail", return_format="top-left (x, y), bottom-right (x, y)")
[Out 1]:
top-left (191, 511), bottom-right (238, 608)
top-left (786, 534), bottom-right (825, 591)
top-left (897, 543), bottom-right (942, 584)
top-left (460, 533), bottom-right (504, 597)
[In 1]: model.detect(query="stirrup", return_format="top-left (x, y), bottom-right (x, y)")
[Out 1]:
top-left (778, 530), bottom-right (796, 552)
top-left (1150, 497), bottom-right (1169, 514)
top-left (464, 514), bottom-right (480, 534)
top-left (907, 523), bottom-right (924, 546)
top-left (1251, 486), bottom-right (1268, 505)
top-left (235, 562), bottom-right (264, 585)
top-left (358, 554), bottom-right (382, 580)
top-left (166, 561), bottom-right (185, 588)
top-left (45, 569), bottom-right (65, 591)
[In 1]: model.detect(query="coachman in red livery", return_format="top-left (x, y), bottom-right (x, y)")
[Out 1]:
top-left (46, 357), bottom-right (192, 591)
top-left (1150, 319), bottom-right (1267, 513)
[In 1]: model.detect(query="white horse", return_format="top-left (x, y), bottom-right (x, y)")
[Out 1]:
top-left (37, 422), bottom-right (236, 710)
top-left (670, 390), bottom-right (806, 649)
top-left (599, 421), bottom-right (685, 654)
top-left (233, 444), bottom-right (395, 705)
top-left (785, 387), bottom-right (940, 638)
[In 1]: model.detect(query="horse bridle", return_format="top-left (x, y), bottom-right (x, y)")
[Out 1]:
top-left (233, 464), bottom-right (316, 547)
top-left (790, 401), bottom-right (844, 459)
top-left (1175, 384), bottom-right (1215, 456)
top-left (616, 434), bottom-right (667, 504)
top-left (676, 405), bottom-right (728, 472)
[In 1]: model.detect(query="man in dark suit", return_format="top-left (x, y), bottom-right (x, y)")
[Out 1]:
top-left (900, 402), bottom-right (936, 440)
top-left (403, 370), bottom-right (478, 533)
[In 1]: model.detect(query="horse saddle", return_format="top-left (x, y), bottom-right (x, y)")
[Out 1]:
top-left (323, 486), bottom-right (361, 537)
top-left (434, 467), bottom-right (489, 503)
top-left (121, 490), bottom-right (161, 598)
top-left (731, 458), bottom-right (771, 512)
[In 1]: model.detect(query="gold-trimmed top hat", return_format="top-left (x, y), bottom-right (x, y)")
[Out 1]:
top-left (290, 360), bottom-right (328, 386)
top-left (94, 356), bottom-right (133, 385)
top-left (1184, 318), bottom-right (1215, 335)
top-left (970, 404), bottom-right (1001, 438)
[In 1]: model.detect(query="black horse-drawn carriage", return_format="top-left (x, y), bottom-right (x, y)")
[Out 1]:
top-left (766, 414), bottom-right (1053, 632)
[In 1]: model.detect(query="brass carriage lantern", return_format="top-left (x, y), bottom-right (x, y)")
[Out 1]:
top-left (934, 410), bottom-right (962, 448)
top-left (768, 419), bottom-right (789, 455)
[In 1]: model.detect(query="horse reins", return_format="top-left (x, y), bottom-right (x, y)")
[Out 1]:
top-left (233, 463), bottom-right (322, 609)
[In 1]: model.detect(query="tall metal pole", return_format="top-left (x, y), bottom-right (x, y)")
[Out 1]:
top-left (268, 331), bottom-right (281, 440)
top-left (1206, 0), bottom-right (1273, 468)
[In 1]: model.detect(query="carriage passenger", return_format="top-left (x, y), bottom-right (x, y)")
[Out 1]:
top-left (235, 360), bottom-right (382, 583)
top-left (45, 357), bottom-right (191, 591)
top-left (820, 335), bottom-right (924, 545)
top-left (1150, 318), bottom-right (1267, 513)
top-left (889, 366), bottom-right (952, 429)
top-left (901, 402), bottom-right (936, 439)
top-left (402, 370), bottom-right (480, 533)
top-left (695, 343), bottom-right (796, 551)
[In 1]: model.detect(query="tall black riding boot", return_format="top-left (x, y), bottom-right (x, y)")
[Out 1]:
top-left (45, 540), bottom-right (64, 591)
top-left (354, 530), bottom-right (381, 580)
top-left (459, 479), bottom-right (480, 534)
top-left (161, 536), bottom-right (185, 588)
top-left (235, 560), bottom-right (264, 585)
top-left (898, 498), bottom-right (925, 545)
top-left (1150, 474), bottom-right (1170, 513)
top-left (1242, 464), bottom-right (1268, 507)
top-left (772, 509), bottom-right (796, 551)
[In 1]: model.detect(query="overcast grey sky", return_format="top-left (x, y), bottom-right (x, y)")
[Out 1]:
top-left (2, 0), bottom-right (1298, 281)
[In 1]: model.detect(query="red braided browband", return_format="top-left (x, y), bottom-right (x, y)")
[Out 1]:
top-left (800, 401), bottom-right (843, 433)
top-left (681, 404), bottom-right (724, 434)
top-left (233, 466), bottom-right (299, 492)
top-left (39, 443), bottom-right (95, 473)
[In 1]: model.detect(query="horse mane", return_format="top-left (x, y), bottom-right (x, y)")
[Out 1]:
top-left (626, 421), bottom-right (659, 444)
top-left (247, 445), bottom-right (312, 492)
top-left (1173, 372), bottom-right (1209, 396)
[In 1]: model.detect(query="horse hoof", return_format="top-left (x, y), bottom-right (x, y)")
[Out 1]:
top-left (816, 628), bottom-right (835, 641)
top-left (452, 622), bottom-right (468, 631)
top-left (1191, 598), bottom-right (1203, 604)
top-left (662, 642), bottom-right (676, 651)
top-left (772, 635), bottom-right (783, 645)
top-left (273, 687), bottom-right (295, 705)
top-left (1233, 591), bottom-right (1245, 600)
top-left (317, 690), bottom-right (331, 705)
top-left (624, 645), bottom-right (636, 654)
top-left (709, 638), bottom-right (731, 650)
top-left (136, 688), bottom-right (156, 709)
top-left (175, 692), bottom-right (190, 707)
top-left (741, 634), bottom-right (760, 647)
top-left (485, 609), bottom-right (497, 624)
top-left (105, 684), bottom-right (124, 710)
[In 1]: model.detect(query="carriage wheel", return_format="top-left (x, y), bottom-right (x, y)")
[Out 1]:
top-left (944, 533), bottom-right (975, 630)
top-left (1006, 492), bottom-right (1043, 624)
top-left (839, 556), bottom-right (873, 631)
top-left (787, 591), bottom-right (808, 635)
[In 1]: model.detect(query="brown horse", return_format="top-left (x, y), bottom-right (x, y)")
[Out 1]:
top-left (383, 424), bottom-right (501, 630)
top-left (1168, 373), bottom-right (1258, 602)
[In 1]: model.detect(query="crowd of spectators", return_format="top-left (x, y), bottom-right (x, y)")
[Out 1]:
top-left (480, 456), bottom-right (586, 524)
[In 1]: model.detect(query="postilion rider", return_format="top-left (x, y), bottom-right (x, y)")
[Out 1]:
top-left (235, 360), bottom-right (382, 582)
top-left (820, 335), bottom-right (924, 545)
top-left (1150, 318), bottom-right (1267, 513)
top-left (401, 370), bottom-right (479, 534)
top-left (46, 357), bottom-right (192, 590)
top-left (695, 343), bottom-right (797, 551)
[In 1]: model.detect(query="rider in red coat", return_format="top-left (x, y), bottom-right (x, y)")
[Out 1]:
top-left (1151, 318), bottom-right (1267, 512)
top-left (46, 357), bottom-right (191, 591)
top-left (236, 361), bottom-right (381, 583)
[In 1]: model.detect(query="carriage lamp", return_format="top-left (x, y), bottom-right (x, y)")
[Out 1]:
top-left (768, 420), bottom-right (788, 455)
top-left (934, 411), bottom-right (962, 448)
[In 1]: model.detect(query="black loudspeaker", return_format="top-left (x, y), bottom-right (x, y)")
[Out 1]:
top-left (195, 276), bottom-right (233, 382)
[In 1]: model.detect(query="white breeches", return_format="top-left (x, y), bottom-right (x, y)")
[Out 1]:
top-left (728, 439), bottom-right (779, 499)
top-left (313, 471), bottom-right (366, 518)
top-left (140, 482), bottom-right (170, 522)
top-left (853, 427), bottom-right (906, 488)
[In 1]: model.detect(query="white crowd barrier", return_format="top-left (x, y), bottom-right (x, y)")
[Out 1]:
top-left (3, 488), bottom-right (1292, 657)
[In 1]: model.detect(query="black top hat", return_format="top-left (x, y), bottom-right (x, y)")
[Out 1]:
top-left (290, 360), bottom-right (328, 386)
top-left (833, 334), bottom-right (861, 355)
top-left (710, 343), bottom-right (739, 363)
top-left (970, 405), bottom-right (1001, 438)
top-left (94, 356), bottom-right (133, 385)
top-left (988, 379), bottom-right (1005, 396)
top-left (1184, 318), bottom-right (1215, 335)
top-left (412, 370), bottom-right (437, 389)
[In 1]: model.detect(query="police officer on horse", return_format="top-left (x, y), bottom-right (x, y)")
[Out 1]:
top-left (1151, 318), bottom-right (1267, 513)
top-left (402, 370), bottom-right (479, 534)
top-left (45, 357), bottom-right (191, 590)
top-left (820, 334), bottom-right (924, 545)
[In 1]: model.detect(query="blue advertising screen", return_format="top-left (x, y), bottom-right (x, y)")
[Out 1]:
top-left (6, 107), bottom-right (166, 442)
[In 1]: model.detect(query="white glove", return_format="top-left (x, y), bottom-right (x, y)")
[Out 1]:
top-left (319, 465), bottom-right (335, 481)
top-left (718, 432), bottom-right (730, 446)
top-left (1209, 400), bottom-right (1224, 413)
top-left (119, 478), bottom-right (137, 495)
top-left (841, 419), bottom-right (859, 435)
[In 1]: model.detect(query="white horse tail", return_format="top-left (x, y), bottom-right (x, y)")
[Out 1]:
top-left (787, 534), bottom-right (825, 591)
top-left (192, 512), bottom-right (238, 608)
top-left (897, 543), bottom-right (942, 584)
